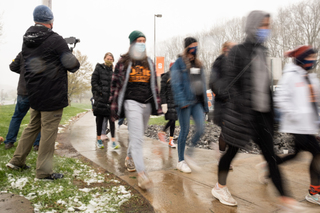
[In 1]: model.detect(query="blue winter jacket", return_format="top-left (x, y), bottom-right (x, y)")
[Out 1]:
top-left (171, 56), bottom-right (209, 113)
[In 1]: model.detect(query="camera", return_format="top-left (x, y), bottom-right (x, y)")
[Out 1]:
top-left (64, 37), bottom-right (80, 52)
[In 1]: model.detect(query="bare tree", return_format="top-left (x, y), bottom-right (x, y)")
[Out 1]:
top-left (157, 0), bottom-right (320, 82)
top-left (267, 0), bottom-right (320, 71)
top-left (68, 50), bottom-right (93, 104)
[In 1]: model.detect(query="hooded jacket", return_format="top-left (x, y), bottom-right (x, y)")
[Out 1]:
top-left (91, 63), bottom-right (113, 116)
top-left (22, 25), bottom-right (80, 111)
top-left (275, 63), bottom-right (320, 134)
top-left (9, 52), bottom-right (28, 96)
top-left (221, 10), bottom-right (273, 150)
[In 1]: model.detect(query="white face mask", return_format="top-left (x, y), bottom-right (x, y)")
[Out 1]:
top-left (129, 42), bottom-right (147, 60)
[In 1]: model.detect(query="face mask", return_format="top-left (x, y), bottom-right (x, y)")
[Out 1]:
top-left (105, 60), bottom-right (113, 67)
top-left (256, 29), bottom-right (270, 43)
top-left (188, 46), bottom-right (197, 55)
top-left (129, 42), bottom-right (147, 60)
top-left (302, 59), bottom-right (316, 71)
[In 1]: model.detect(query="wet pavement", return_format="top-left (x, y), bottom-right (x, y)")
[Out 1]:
top-left (70, 111), bottom-right (319, 213)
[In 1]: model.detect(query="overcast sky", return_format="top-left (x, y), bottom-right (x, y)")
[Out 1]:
top-left (0, 0), bottom-right (304, 92)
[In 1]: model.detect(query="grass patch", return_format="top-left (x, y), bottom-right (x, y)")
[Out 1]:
top-left (0, 154), bottom-right (132, 212)
top-left (0, 103), bottom-right (138, 212)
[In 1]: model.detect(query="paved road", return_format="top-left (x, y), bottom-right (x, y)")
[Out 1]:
top-left (70, 111), bottom-right (319, 213)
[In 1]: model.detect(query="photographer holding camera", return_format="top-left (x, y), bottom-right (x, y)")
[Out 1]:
top-left (6, 5), bottom-right (80, 181)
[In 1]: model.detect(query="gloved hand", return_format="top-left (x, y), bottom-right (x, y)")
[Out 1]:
top-left (161, 104), bottom-right (168, 114)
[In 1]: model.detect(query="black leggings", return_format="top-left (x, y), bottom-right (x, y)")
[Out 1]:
top-left (96, 115), bottom-right (115, 138)
top-left (218, 112), bottom-right (286, 196)
top-left (276, 134), bottom-right (320, 186)
top-left (163, 120), bottom-right (176, 137)
top-left (219, 132), bottom-right (227, 152)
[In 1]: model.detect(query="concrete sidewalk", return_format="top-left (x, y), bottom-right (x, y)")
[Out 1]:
top-left (70, 111), bottom-right (319, 213)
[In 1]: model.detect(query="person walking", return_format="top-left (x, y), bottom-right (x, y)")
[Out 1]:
top-left (274, 45), bottom-right (320, 205)
top-left (4, 51), bottom-right (41, 151)
top-left (6, 5), bottom-right (80, 181)
top-left (91, 52), bottom-right (118, 149)
top-left (158, 61), bottom-right (177, 148)
top-left (209, 41), bottom-right (236, 169)
top-left (211, 10), bottom-right (297, 208)
top-left (170, 37), bottom-right (209, 173)
top-left (109, 30), bottom-right (161, 190)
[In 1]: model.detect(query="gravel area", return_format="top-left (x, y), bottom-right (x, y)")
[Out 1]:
top-left (145, 122), bottom-right (296, 155)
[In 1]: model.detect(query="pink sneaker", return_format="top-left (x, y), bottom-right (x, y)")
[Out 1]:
top-left (158, 132), bottom-right (167, 144)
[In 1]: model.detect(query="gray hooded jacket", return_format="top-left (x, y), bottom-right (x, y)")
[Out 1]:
top-left (246, 10), bottom-right (271, 112)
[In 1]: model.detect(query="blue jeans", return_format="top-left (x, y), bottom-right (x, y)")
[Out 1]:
top-left (176, 103), bottom-right (205, 162)
top-left (118, 118), bottom-right (125, 126)
top-left (4, 95), bottom-right (40, 146)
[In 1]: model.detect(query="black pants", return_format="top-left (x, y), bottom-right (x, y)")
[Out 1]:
top-left (218, 112), bottom-right (286, 196)
top-left (276, 134), bottom-right (320, 186)
top-left (96, 115), bottom-right (115, 137)
top-left (163, 120), bottom-right (176, 137)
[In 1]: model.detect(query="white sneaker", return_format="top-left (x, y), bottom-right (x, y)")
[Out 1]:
top-left (306, 193), bottom-right (320, 205)
top-left (211, 183), bottom-right (237, 206)
top-left (138, 173), bottom-right (153, 190)
top-left (177, 160), bottom-right (191, 173)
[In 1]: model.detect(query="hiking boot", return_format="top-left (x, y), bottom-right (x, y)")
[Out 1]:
top-left (306, 193), bottom-right (320, 205)
top-left (33, 145), bottom-right (39, 151)
top-left (138, 173), bottom-right (153, 190)
top-left (112, 141), bottom-right (120, 149)
top-left (177, 160), bottom-right (191, 173)
top-left (168, 138), bottom-right (176, 148)
top-left (35, 173), bottom-right (64, 181)
top-left (6, 162), bottom-right (30, 170)
top-left (5, 143), bottom-right (14, 150)
top-left (125, 158), bottom-right (136, 172)
top-left (96, 139), bottom-right (104, 149)
top-left (158, 131), bottom-right (167, 144)
top-left (212, 183), bottom-right (237, 206)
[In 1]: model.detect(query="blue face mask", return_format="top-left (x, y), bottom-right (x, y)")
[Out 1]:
top-left (129, 42), bottom-right (147, 60)
top-left (256, 29), bottom-right (270, 43)
top-left (188, 46), bottom-right (197, 55)
top-left (135, 42), bottom-right (146, 53)
top-left (301, 59), bottom-right (316, 71)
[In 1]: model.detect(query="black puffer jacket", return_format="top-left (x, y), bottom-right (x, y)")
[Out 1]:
top-left (22, 25), bottom-right (80, 111)
top-left (91, 63), bottom-right (113, 116)
top-left (209, 54), bottom-right (226, 126)
top-left (220, 41), bottom-right (274, 150)
top-left (160, 71), bottom-right (178, 121)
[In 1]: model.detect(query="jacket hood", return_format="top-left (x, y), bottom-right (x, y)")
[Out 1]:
top-left (282, 62), bottom-right (307, 75)
top-left (245, 10), bottom-right (269, 43)
top-left (23, 25), bottom-right (53, 48)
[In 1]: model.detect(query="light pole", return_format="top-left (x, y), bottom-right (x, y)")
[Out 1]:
top-left (154, 14), bottom-right (162, 64)
top-left (42, 0), bottom-right (52, 9)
